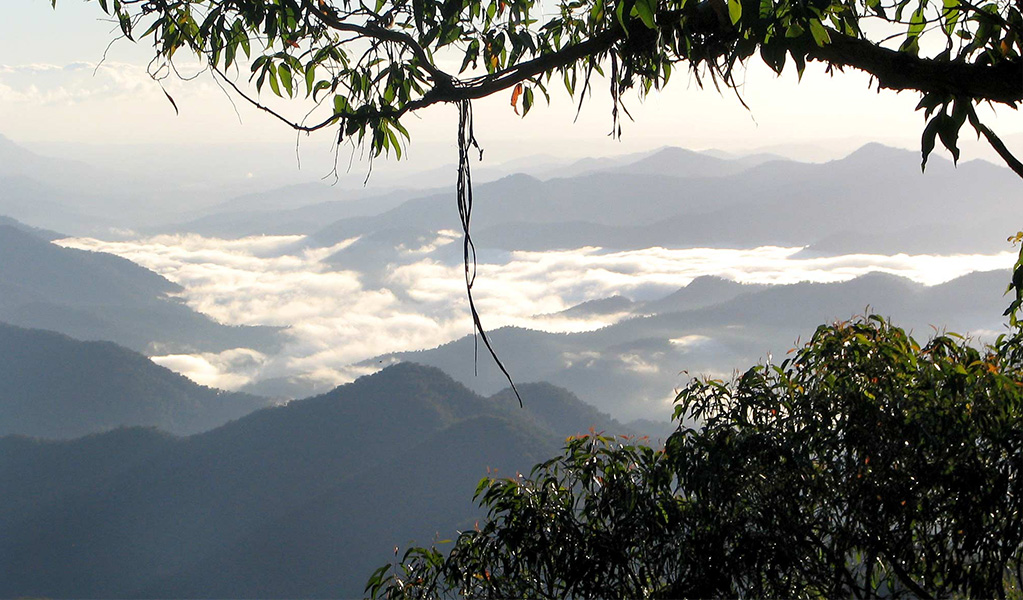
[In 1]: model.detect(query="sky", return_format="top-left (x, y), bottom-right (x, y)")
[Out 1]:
top-left (4, 0), bottom-right (1022, 172)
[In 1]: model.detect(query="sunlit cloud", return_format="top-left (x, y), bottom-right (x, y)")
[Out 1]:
top-left (152, 347), bottom-right (270, 389)
top-left (57, 234), bottom-right (1015, 397)
top-left (0, 62), bottom-right (160, 105)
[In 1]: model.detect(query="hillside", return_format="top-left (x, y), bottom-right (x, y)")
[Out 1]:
top-left (0, 323), bottom-right (273, 438)
top-left (0, 363), bottom-right (633, 598)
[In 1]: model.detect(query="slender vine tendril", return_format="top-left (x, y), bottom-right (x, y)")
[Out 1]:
top-left (457, 99), bottom-right (522, 407)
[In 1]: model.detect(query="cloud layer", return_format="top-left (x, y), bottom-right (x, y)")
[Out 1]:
top-left (59, 234), bottom-right (1015, 394)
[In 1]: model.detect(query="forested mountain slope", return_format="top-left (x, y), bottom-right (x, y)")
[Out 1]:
top-left (0, 323), bottom-right (273, 438)
top-left (0, 363), bottom-right (634, 598)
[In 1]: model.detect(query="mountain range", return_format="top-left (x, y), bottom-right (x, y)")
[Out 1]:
top-left (301, 143), bottom-right (1021, 258)
top-left (366, 270), bottom-right (1012, 420)
top-left (0, 363), bottom-right (647, 598)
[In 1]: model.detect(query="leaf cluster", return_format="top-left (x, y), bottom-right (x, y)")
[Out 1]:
top-left (370, 313), bottom-right (1023, 599)
top-left (58, 0), bottom-right (1022, 172)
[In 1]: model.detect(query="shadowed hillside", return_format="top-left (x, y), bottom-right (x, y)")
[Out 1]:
top-left (0, 363), bottom-right (638, 598)
top-left (0, 323), bottom-right (273, 438)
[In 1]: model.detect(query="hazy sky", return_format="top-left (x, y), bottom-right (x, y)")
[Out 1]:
top-left (5, 0), bottom-right (1022, 170)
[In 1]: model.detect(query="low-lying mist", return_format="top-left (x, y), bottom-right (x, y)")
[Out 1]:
top-left (58, 233), bottom-right (1015, 407)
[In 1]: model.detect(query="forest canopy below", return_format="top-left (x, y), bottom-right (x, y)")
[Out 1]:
top-left (369, 310), bottom-right (1023, 599)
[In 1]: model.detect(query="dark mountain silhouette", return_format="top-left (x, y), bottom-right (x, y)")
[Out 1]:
top-left (0, 136), bottom-right (183, 234)
top-left (0, 363), bottom-right (627, 598)
top-left (301, 165), bottom-right (757, 250)
top-left (0, 223), bottom-right (281, 354)
top-left (0, 323), bottom-right (272, 438)
top-left (607, 146), bottom-right (766, 178)
top-left (323, 225), bottom-right (441, 272)
top-left (0, 133), bottom-right (114, 191)
top-left (535, 277), bottom-right (764, 322)
top-left (489, 382), bottom-right (637, 439)
top-left (794, 221), bottom-right (1013, 257)
top-left (640, 275), bottom-right (765, 314)
top-left (366, 270), bottom-right (1011, 420)
top-left (0, 176), bottom-right (113, 235)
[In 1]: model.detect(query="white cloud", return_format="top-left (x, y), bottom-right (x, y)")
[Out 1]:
top-left (0, 61), bottom-right (160, 105)
top-left (670, 335), bottom-right (711, 348)
top-left (152, 348), bottom-right (269, 389)
top-left (57, 234), bottom-right (1015, 397)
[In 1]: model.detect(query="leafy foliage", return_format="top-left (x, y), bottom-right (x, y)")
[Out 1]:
top-left (369, 312), bottom-right (1023, 598)
top-left (59, 0), bottom-right (1023, 174)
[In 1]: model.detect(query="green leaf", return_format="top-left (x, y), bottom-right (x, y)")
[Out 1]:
top-left (632, 0), bottom-right (658, 28)
top-left (278, 63), bottom-right (293, 96)
top-left (809, 20), bottom-right (831, 45)
top-left (413, 0), bottom-right (425, 31)
top-left (267, 64), bottom-right (281, 96)
top-left (304, 65), bottom-right (316, 97)
top-left (907, 4), bottom-right (926, 39)
top-left (942, 0), bottom-right (960, 33)
top-left (615, 0), bottom-right (631, 32)
top-left (333, 94), bottom-right (349, 116)
top-left (522, 86), bottom-right (534, 115)
top-left (727, 0), bottom-right (742, 24)
top-left (921, 114), bottom-right (942, 171)
top-left (760, 43), bottom-right (786, 73)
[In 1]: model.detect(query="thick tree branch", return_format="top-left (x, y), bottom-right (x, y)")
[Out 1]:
top-left (804, 32), bottom-right (1023, 106)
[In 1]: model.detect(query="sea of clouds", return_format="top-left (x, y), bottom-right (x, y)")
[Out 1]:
top-left (59, 233), bottom-right (1016, 393)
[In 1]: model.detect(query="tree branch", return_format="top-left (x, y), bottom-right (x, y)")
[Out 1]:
top-left (805, 32), bottom-right (1023, 106)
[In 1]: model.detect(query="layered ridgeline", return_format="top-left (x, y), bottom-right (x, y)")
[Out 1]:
top-left (0, 363), bottom-right (646, 598)
top-left (0, 323), bottom-right (273, 438)
top-left (302, 144), bottom-right (1022, 274)
top-left (0, 222), bottom-right (280, 354)
top-left (367, 270), bottom-right (1012, 420)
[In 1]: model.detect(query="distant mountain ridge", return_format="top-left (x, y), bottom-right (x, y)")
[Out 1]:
top-left (0, 363), bottom-right (643, 598)
top-left (298, 144), bottom-right (1020, 264)
top-left (365, 270), bottom-right (1012, 420)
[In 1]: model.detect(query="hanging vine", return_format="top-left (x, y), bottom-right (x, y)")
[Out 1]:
top-left (457, 99), bottom-right (522, 406)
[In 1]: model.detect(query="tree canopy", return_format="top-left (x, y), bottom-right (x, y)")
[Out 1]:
top-left (63, 0), bottom-right (1023, 176)
top-left (366, 308), bottom-right (1023, 599)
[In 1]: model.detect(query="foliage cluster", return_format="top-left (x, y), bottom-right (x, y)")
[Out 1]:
top-left (369, 310), bottom-right (1023, 598)
top-left (61, 0), bottom-right (1023, 174)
